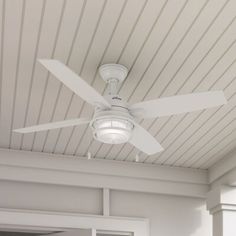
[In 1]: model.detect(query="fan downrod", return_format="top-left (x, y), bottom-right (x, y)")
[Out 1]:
top-left (99, 64), bottom-right (128, 96)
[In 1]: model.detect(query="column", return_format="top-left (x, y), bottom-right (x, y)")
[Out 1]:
top-left (207, 185), bottom-right (236, 236)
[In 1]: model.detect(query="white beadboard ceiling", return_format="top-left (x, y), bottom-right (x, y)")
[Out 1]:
top-left (0, 0), bottom-right (235, 170)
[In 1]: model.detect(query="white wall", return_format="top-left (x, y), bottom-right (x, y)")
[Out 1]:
top-left (0, 180), bottom-right (212, 236)
top-left (0, 180), bottom-right (102, 214)
top-left (111, 190), bottom-right (212, 236)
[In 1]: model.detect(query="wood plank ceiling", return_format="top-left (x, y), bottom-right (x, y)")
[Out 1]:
top-left (0, 0), bottom-right (235, 169)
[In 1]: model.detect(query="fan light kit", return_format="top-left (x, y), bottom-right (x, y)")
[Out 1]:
top-left (14, 60), bottom-right (227, 155)
top-left (91, 64), bottom-right (134, 145)
top-left (92, 118), bottom-right (134, 144)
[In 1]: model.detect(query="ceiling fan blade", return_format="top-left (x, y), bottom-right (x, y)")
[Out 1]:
top-left (129, 122), bottom-right (163, 155)
top-left (38, 59), bottom-right (111, 108)
top-left (13, 118), bottom-right (91, 134)
top-left (130, 91), bottom-right (227, 118)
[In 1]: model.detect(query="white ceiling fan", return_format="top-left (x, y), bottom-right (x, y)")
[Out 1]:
top-left (14, 60), bottom-right (227, 155)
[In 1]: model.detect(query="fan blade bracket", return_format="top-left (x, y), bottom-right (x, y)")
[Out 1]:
top-left (129, 107), bottom-right (146, 118)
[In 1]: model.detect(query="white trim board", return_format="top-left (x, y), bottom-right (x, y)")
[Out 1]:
top-left (0, 148), bottom-right (208, 198)
top-left (0, 208), bottom-right (149, 236)
top-left (0, 148), bottom-right (207, 184)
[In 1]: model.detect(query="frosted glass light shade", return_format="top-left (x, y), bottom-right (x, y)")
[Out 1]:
top-left (92, 118), bottom-right (133, 144)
